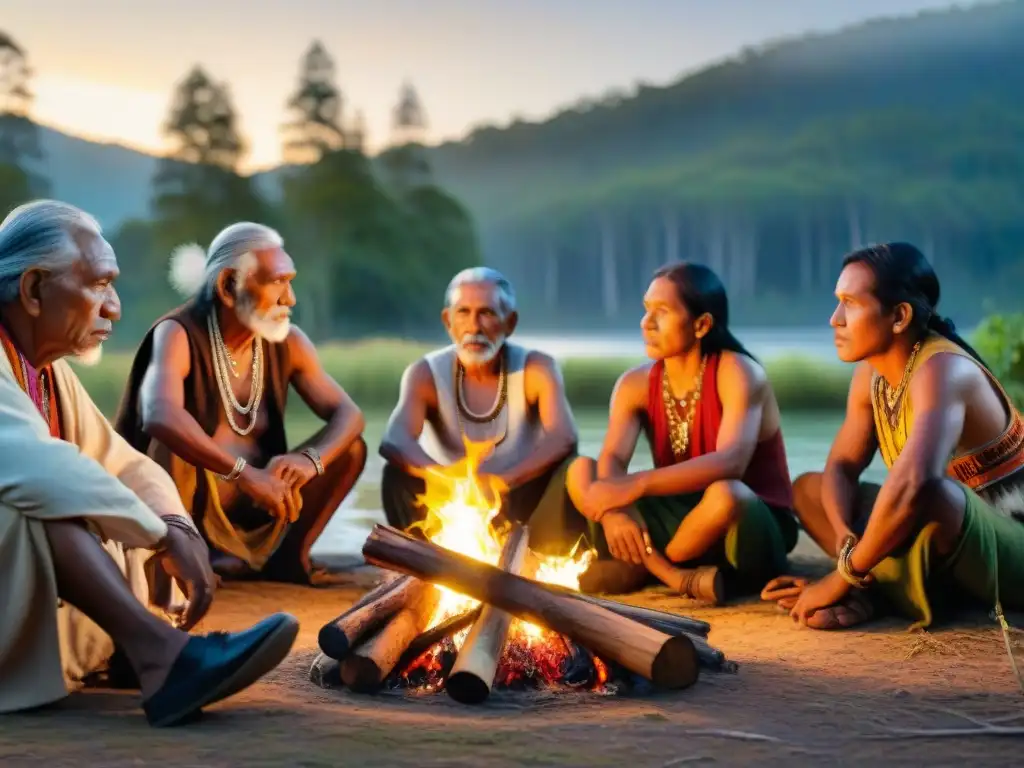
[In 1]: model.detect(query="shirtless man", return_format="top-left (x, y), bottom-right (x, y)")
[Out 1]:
top-left (379, 267), bottom-right (584, 555)
top-left (776, 242), bottom-right (1024, 629)
top-left (567, 263), bottom-right (798, 602)
top-left (116, 223), bottom-right (366, 585)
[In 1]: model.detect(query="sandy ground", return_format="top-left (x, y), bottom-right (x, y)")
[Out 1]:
top-left (2, 555), bottom-right (1023, 768)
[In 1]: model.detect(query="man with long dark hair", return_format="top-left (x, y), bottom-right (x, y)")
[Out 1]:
top-left (567, 263), bottom-right (799, 603)
top-left (776, 242), bottom-right (1024, 630)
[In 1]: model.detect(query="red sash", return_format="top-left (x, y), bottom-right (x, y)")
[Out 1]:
top-left (0, 323), bottom-right (62, 439)
top-left (646, 353), bottom-right (793, 509)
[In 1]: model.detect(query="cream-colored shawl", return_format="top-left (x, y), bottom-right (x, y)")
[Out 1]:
top-left (0, 353), bottom-right (187, 714)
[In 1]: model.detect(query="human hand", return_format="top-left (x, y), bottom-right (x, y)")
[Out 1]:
top-left (266, 452), bottom-right (319, 490)
top-left (237, 465), bottom-right (298, 522)
top-left (586, 478), bottom-right (640, 518)
top-left (789, 571), bottom-right (851, 626)
top-left (601, 510), bottom-right (652, 565)
top-left (157, 522), bottom-right (216, 631)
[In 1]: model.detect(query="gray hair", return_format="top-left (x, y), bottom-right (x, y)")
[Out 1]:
top-left (444, 267), bottom-right (517, 315)
top-left (168, 221), bottom-right (283, 299)
top-left (0, 200), bottom-right (103, 304)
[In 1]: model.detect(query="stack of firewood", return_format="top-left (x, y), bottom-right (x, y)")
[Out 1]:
top-left (310, 524), bottom-right (732, 703)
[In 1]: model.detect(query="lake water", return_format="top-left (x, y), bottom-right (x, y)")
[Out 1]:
top-left (310, 327), bottom-right (887, 562)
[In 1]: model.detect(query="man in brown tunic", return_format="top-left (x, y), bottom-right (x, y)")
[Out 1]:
top-left (115, 222), bottom-right (367, 585)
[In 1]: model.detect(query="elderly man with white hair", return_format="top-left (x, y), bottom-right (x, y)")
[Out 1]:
top-left (380, 267), bottom-right (586, 554)
top-left (0, 200), bottom-right (298, 726)
top-left (115, 221), bottom-right (366, 585)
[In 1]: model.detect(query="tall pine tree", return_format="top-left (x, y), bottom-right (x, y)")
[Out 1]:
top-left (151, 65), bottom-right (266, 269)
top-left (281, 41), bottom-right (347, 164)
top-left (0, 30), bottom-right (47, 207)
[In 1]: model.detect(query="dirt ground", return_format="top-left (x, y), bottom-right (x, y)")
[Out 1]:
top-left (2, 556), bottom-right (1023, 768)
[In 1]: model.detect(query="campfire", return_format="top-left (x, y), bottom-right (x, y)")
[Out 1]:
top-left (314, 440), bottom-right (731, 703)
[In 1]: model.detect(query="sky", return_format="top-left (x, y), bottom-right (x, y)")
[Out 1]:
top-left (6, 0), bottom-right (963, 172)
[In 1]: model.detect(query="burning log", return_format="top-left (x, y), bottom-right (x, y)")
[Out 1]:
top-left (446, 525), bottom-right (532, 704)
top-left (318, 574), bottom-right (416, 660)
top-left (565, 592), bottom-right (711, 638)
top-left (363, 524), bottom-right (699, 690)
top-left (340, 579), bottom-right (441, 692)
top-left (392, 605), bottom-right (482, 678)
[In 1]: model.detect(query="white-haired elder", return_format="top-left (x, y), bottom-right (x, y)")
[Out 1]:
top-left (114, 222), bottom-right (366, 585)
top-left (379, 267), bottom-right (586, 554)
top-left (0, 200), bottom-right (298, 726)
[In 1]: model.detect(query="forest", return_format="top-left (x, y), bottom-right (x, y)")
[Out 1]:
top-left (422, 0), bottom-right (1024, 326)
top-left (0, 36), bottom-right (480, 344)
top-left (2, 1), bottom-right (1024, 339)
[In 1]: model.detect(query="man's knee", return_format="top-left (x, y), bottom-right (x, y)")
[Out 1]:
top-left (915, 477), bottom-right (967, 541)
top-left (791, 471), bottom-right (823, 517)
top-left (565, 456), bottom-right (596, 507)
top-left (326, 437), bottom-right (367, 481)
top-left (703, 479), bottom-right (756, 522)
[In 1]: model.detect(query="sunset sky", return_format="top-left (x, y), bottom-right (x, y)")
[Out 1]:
top-left (8, 0), bottom-right (958, 172)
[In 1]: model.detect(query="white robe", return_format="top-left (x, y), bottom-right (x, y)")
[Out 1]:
top-left (0, 353), bottom-right (188, 713)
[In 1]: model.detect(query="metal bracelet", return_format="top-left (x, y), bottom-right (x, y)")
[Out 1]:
top-left (218, 456), bottom-right (247, 481)
top-left (301, 447), bottom-right (325, 476)
top-left (837, 536), bottom-right (871, 589)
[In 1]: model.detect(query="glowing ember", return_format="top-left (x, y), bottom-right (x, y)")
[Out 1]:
top-left (401, 438), bottom-right (599, 689)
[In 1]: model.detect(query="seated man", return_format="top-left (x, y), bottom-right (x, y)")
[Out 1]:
top-left (115, 222), bottom-right (366, 585)
top-left (0, 200), bottom-right (297, 726)
top-left (379, 267), bottom-right (582, 554)
top-left (779, 242), bottom-right (1024, 630)
top-left (566, 263), bottom-right (798, 603)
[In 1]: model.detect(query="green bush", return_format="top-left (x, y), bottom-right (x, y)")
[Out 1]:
top-left (74, 340), bottom-right (852, 417)
top-left (972, 313), bottom-right (1024, 409)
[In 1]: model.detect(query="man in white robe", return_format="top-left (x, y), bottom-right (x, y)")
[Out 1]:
top-left (0, 200), bottom-right (299, 727)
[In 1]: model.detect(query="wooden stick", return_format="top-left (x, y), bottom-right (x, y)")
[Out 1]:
top-left (317, 574), bottom-right (416, 660)
top-left (308, 652), bottom-right (342, 689)
top-left (362, 524), bottom-right (699, 689)
top-left (340, 579), bottom-right (441, 692)
top-left (540, 581), bottom-right (711, 637)
top-left (391, 606), bottom-right (482, 678)
top-left (446, 525), bottom-right (531, 704)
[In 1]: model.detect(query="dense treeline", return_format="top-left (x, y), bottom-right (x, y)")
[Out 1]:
top-left (423, 0), bottom-right (1024, 326)
top-left (0, 36), bottom-right (479, 345)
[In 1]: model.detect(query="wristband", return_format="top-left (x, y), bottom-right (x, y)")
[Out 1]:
top-left (218, 456), bottom-right (246, 481)
top-left (301, 447), bottom-right (325, 476)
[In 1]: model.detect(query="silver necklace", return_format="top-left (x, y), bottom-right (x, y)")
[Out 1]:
top-left (208, 312), bottom-right (264, 436)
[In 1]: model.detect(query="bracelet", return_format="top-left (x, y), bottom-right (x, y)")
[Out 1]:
top-left (301, 447), bottom-right (325, 476)
top-left (218, 456), bottom-right (247, 481)
top-left (836, 535), bottom-right (872, 589)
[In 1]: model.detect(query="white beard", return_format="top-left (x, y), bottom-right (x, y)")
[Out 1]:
top-left (454, 332), bottom-right (505, 367)
top-left (70, 344), bottom-right (104, 367)
top-left (236, 291), bottom-right (291, 343)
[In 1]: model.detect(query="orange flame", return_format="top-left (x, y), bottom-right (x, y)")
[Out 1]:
top-left (406, 437), bottom-right (596, 672)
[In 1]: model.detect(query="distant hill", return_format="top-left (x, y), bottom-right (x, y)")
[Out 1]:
top-left (424, 0), bottom-right (1024, 228)
top-left (27, 0), bottom-right (1024, 332)
top-left (31, 0), bottom-right (1023, 237)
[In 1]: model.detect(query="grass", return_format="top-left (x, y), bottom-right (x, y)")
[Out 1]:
top-left (77, 338), bottom-right (854, 418)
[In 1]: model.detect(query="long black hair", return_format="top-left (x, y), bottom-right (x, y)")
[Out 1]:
top-left (841, 242), bottom-right (986, 365)
top-left (653, 262), bottom-right (755, 360)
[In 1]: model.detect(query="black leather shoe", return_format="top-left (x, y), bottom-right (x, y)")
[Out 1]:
top-left (143, 612), bottom-right (299, 727)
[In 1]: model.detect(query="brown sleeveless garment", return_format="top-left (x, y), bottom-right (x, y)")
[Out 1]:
top-left (114, 299), bottom-right (292, 567)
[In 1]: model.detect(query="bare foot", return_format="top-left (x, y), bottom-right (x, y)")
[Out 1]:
top-left (804, 592), bottom-right (875, 630)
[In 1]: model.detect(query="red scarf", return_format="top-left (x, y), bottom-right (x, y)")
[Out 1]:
top-left (647, 353), bottom-right (794, 509)
top-left (0, 323), bottom-right (62, 439)
top-left (648, 353), bottom-right (723, 468)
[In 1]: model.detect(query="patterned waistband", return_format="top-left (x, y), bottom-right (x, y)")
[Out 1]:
top-left (948, 411), bottom-right (1024, 491)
